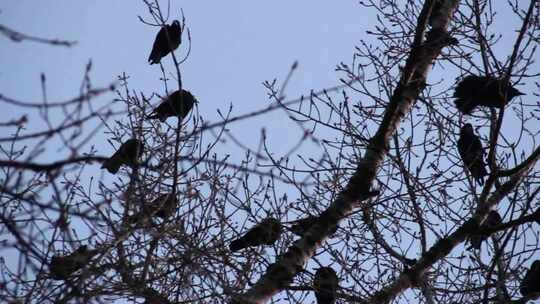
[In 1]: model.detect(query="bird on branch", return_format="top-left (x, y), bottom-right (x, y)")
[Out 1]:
top-left (147, 90), bottom-right (197, 122)
top-left (458, 123), bottom-right (488, 185)
top-left (128, 193), bottom-right (178, 225)
top-left (468, 210), bottom-right (502, 250)
top-left (289, 214), bottom-right (338, 237)
top-left (521, 260), bottom-right (540, 299)
top-left (313, 267), bottom-right (339, 304)
top-left (453, 75), bottom-right (524, 115)
top-left (148, 20), bottom-right (181, 65)
top-left (49, 245), bottom-right (97, 280)
top-left (101, 139), bottom-right (144, 174)
top-left (229, 217), bottom-right (282, 252)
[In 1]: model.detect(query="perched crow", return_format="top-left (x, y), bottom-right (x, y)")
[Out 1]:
top-left (229, 217), bottom-right (282, 252)
top-left (469, 210), bottom-right (502, 250)
top-left (49, 245), bottom-right (96, 280)
top-left (148, 20), bottom-right (181, 65)
top-left (147, 90), bottom-right (197, 122)
top-left (521, 260), bottom-right (540, 297)
top-left (458, 124), bottom-right (487, 185)
top-left (148, 193), bottom-right (178, 219)
top-left (453, 75), bottom-right (524, 114)
top-left (484, 210), bottom-right (503, 227)
top-left (129, 193), bottom-right (178, 224)
top-left (290, 215), bottom-right (338, 237)
top-left (102, 139), bottom-right (144, 174)
top-left (313, 267), bottom-right (339, 304)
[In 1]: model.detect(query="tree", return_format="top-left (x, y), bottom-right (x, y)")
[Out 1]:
top-left (1, 0), bottom-right (540, 303)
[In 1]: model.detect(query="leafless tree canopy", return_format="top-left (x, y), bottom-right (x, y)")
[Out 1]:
top-left (1, 0), bottom-right (540, 303)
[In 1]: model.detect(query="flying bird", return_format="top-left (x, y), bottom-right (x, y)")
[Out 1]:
top-left (313, 267), bottom-right (339, 304)
top-left (129, 193), bottom-right (178, 224)
top-left (458, 124), bottom-right (487, 185)
top-left (148, 20), bottom-right (182, 65)
top-left (453, 75), bottom-right (524, 115)
top-left (469, 210), bottom-right (502, 250)
top-left (49, 245), bottom-right (97, 280)
top-left (102, 139), bottom-right (144, 174)
top-left (229, 217), bottom-right (282, 252)
top-left (521, 260), bottom-right (540, 297)
top-left (147, 90), bottom-right (197, 122)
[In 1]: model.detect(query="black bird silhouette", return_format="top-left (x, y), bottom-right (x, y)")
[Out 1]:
top-left (229, 217), bottom-right (282, 252)
top-left (148, 20), bottom-right (181, 65)
top-left (521, 260), bottom-right (540, 298)
top-left (469, 210), bottom-right (502, 250)
top-left (458, 124), bottom-right (487, 185)
top-left (147, 90), bottom-right (197, 122)
top-left (453, 75), bottom-right (524, 114)
top-left (102, 139), bottom-right (144, 174)
top-left (290, 215), bottom-right (338, 237)
top-left (129, 193), bottom-right (178, 224)
top-left (49, 245), bottom-right (97, 280)
top-left (313, 267), bottom-right (339, 304)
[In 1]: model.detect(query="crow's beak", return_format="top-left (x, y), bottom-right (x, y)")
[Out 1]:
top-left (517, 90), bottom-right (526, 96)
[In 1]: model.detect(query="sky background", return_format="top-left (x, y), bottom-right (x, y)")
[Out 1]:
top-left (2, 1), bottom-right (539, 303)
top-left (0, 0), bottom-right (375, 159)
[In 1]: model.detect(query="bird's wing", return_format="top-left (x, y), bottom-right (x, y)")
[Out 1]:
top-left (149, 26), bottom-right (168, 61)
top-left (471, 136), bottom-right (484, 159)
top-left (457, 138), bottom-right (468, 160)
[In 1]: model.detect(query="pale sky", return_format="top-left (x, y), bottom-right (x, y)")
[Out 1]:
top-left (0, 1), bottom-right (375, 160)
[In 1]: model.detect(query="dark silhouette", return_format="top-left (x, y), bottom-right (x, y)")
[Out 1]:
top-left (469, 210), bottom-right (502, 250)
top-left (229, 217), bottom-right (282, 252)
top-left (521, 260), bottom-right (540, 297)
top-left (49, 245), bottom-right (96, 280)
top-left (313, 267), bottom-right (338, 304)
top-left (102, 139), bottom-right (144, 174)
top-left (290, 215), bottom-right (338, 237)
top-left (147, 90), bottom-right (197, 122)
top-left (129, 193), bottom-right (178, 224)
top-left (458, 124), bottom-right (487, 185)
top-left (148, 20), bottom-right (181, 65)
top-left (428, 0), bottom-right (443, 27)
top-left (453, 75), bottom-right (524, 114)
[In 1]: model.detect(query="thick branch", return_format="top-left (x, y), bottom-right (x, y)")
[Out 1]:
top-left (233, 1), bottom-right (460, 303)
top-left (369, 167), bottom-right (532, 303)
top-left (497, 145), bottom-right (540, 177)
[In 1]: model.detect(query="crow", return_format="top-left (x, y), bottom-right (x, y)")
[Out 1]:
top-left (147, 90), bottom-right (197, 122)
top-left (313, 267), bottom-right (339, 304)
top-left (469, 210), bottom-right (502, 250)
top-left (148, 20), bottom-right (181, 65)
top-left (454, 75), bottom-right (524, 115)
top-left (521, 260), bottom-right (540, 298)
top-left (49, 245), bottom-right (97, 280)
top-left (102, 139), bottom-right (144, 174)
top-left (229, 217), bottom-right (282, 252)
top-left (289, 215), bottom-right (338, 237)
top-left (458, 124), bottom-right (487, 185)
top-left (128, 193), bottom-right (178, 224)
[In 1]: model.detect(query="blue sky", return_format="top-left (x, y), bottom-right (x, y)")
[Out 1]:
top-left (0, 1), bottom-right (374, 157)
